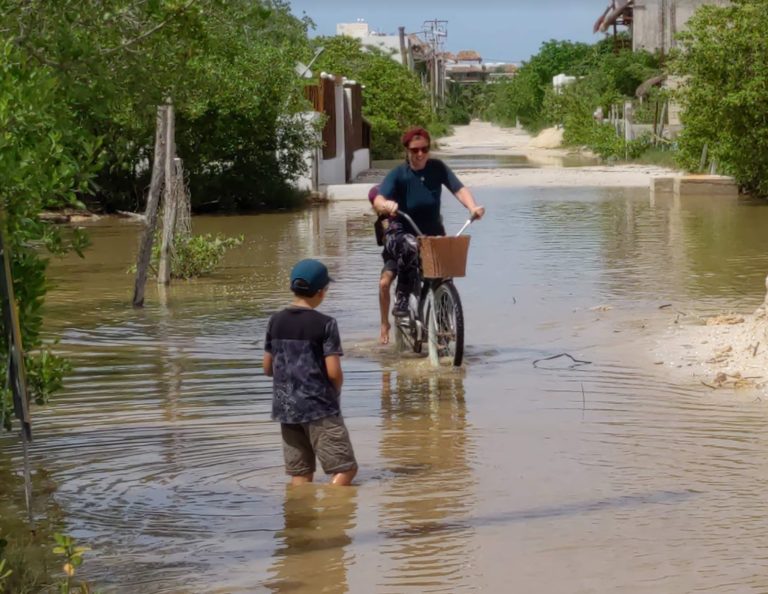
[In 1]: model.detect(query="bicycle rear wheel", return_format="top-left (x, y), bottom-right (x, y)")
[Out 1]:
top-left (426, 281), bottom-right (464, 367)
top-left (394, 317), bottom-right (410, 352)
top-left (394, 293), bottom-right (423, 354)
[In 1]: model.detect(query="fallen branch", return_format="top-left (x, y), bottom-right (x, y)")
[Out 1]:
top-left (533, 353), bottom-right (592, 368)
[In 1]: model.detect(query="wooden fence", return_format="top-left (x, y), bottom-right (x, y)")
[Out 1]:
top-left (304, 77), bottom-right (371, 179)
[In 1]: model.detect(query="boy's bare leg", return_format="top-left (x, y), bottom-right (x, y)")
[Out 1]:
top-left (379, 270), bottom-right (394, 345)
top-left (331, 468), bottom-right (357, 486)
top-left (291, 473), bottom-right (314, 486)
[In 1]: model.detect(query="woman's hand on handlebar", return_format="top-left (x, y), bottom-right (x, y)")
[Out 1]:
top-left (469, 205), bottom-right (485, 220)
top-left (384, 200), bottom-right (399, 216)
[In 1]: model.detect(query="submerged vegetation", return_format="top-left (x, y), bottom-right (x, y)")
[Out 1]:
top-left (129, 233), bottom-right (245, 280)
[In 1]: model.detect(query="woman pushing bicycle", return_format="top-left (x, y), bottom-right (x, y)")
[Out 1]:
top-left (370, 126), bottom-right (485, 345)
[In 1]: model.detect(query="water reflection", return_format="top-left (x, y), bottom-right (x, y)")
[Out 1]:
top-left (266, 486), bottom-right (357, 594)
top-left (377, 371), bottom-right (478, 593)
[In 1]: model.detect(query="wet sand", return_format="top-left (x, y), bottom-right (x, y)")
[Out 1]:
top-left (437, 121), bottom-right (675, 188)
top-left (654, 282), bottom-right (768, 395)
top-left (329, 121), bottom-right (677, 200)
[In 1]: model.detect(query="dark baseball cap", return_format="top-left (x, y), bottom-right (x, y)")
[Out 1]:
top-left (290, 259), bottom-right (334, 293)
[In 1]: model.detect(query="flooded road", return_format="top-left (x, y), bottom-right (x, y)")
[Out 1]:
top-left (5, 186), bottom-right (768, 593)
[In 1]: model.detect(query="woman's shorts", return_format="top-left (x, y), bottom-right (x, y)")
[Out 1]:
top-left (381, 248), bottom-right (397, 276)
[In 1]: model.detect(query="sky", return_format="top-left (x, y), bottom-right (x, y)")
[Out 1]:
top-left (287, 1), bottom-right (609, 64)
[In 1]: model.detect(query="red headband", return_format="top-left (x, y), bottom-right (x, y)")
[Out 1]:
top-left (401, 126), bottom-right (431, 147)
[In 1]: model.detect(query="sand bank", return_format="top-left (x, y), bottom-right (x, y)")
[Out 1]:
top-left (653, 278), bottom-right (768, 395)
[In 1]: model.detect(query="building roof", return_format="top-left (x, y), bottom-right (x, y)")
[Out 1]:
top-left (456, 50), bottom-right (482, 63)
top-left (446, 64), bottom-right (485, 73)
top-left (497, 63), bottom-right (517, 73)
top-left (635, 74), bottom-right (667, 97)
top-left (594, 0), bottom-right (632, 33)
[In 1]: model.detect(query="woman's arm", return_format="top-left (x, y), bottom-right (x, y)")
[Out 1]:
top-left (454, 186), bottom-right (485, 220)
top-left (263, 352), bottom-right (273, 377)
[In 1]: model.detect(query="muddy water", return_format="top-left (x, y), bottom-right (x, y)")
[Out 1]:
top-left (374, 152), bottom-right (598, 172)
top-left (4, 188), bottom-right (768, 593)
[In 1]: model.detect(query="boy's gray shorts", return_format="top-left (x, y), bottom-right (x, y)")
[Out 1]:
top-left (281, 415), bottom-right (357, 476)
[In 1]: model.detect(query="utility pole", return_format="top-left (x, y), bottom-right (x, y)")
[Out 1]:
top-left (398, 26), bottom-right (408, 68)
top-left (422, 19), bottom-right (448, 110)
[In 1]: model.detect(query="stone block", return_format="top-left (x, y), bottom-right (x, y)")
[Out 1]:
top-left (650, 176), bottom-right (676, 205)
top-left (674, 175), bottom-right (739, 199)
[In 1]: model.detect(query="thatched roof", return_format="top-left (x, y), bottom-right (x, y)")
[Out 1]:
top-left (594, 0), bottom-right (632, 33)
top-left (635, 74), bottom-right (667, 97)
top-left (456, 50), bottom-right (482, 63)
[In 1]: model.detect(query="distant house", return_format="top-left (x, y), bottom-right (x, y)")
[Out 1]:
top-left (455, 50), bottom-right (483, 64)
top-left (552, 73), bottom-right (578, 94)
top-left (594, 0), bottom-right (731, 54)
top-left (487, 63), bottom-right (518, 81)
top-left (445, 50), bottom-right (516, 84)
top-left (336, 20), bottom-right (409, 65)
top-left (446, 49), bottom-right (485, 84)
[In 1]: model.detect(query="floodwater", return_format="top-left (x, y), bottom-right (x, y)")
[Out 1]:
top-left (5, 186), bottom-right (768, 593)
top-left (373, 152), bottom-right (598, 172)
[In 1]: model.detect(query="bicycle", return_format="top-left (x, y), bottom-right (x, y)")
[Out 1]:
top-left (392, 212), bottom-right (476, 367)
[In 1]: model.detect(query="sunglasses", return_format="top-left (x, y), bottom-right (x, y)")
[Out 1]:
top-left (408, 146), bottom-right (430, 155)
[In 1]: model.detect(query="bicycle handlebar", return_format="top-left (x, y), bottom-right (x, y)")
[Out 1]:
top-left (395, 211), bottom-right (477, 238)
top-left (396, 212), bottom-right (424, 236)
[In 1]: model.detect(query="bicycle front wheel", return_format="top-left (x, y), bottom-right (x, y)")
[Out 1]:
top-left (426, 281), bottom-right (465, 367)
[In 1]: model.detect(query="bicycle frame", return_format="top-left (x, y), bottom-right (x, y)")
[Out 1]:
top-left (393, 212), bottom-right (474, 366)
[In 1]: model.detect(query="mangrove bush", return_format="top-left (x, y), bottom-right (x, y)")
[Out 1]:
top-left (672, 0), bottom-right (768, 195)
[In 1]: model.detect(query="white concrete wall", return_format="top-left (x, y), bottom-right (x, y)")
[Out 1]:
top-left (337, 22), bottom-right (370, 37)
top-left (553, 73), bottom-right (578, 94)
top-left (293, 112), bottom-right (321, 192)
top-left (350, 149), bottom-right (371, 181)
top-left (360, 35), bottom-right (404, 63)
top-left (336, 22), bottom-right (406, 64)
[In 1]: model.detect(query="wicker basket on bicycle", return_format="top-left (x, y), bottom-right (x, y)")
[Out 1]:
top-left (418, 235), bottom-right (471, 279)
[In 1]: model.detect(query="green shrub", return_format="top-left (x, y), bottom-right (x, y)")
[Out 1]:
top-left (311, 36), bottom-right (432, 159)
top-left (170, 234), bottom-right (244, 279)
top-left (367, 116), bottom-right (403, 161)
top-left (2, 0), bottom-right (316, 212)
top-left (672, 0), bottom-right (768, 194)
top-left (128, 232), bottom-right (244, 280)
top-left (0, 41), bottom-right (100, 423)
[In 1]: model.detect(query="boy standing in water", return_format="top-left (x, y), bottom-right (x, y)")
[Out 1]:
top-left (263, 259), bottom-right (357, 486)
